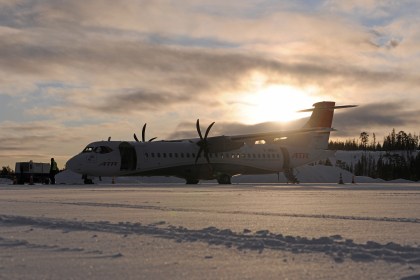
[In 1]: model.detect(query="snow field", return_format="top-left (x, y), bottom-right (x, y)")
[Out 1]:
top-left (0, 184), bottom-right (419, 279)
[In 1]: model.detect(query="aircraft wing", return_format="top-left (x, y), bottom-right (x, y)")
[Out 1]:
top-left (227, 127), bottom-right (335, 142)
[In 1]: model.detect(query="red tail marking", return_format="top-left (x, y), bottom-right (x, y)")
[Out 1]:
top-left (304, 101), bottom-right (336, 128)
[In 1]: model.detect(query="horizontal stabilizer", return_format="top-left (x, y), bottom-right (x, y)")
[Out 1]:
top-left (302, 102), bottom-right (357, 129)
top-left (298, 105), bottom-right (357, 113)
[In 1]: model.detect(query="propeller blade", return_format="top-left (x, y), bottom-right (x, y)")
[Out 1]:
top-left (148, 137), bottom-right (157, 142)
top-left (134, 133), bottom-right (139, 142)
top-left (196, 119), bottom-right (203, 140)
top-left (194, 119), bottom-right (216, 165)
top-left (204, 122), bottom-right (215, 139)
top-left (142, 123), bottom-right (147, 142)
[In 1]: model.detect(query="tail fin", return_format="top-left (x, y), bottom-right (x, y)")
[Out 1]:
top-left (299, 101), bottom-right (357, 149)
top-left (300, 101), bottom-right (357, 129)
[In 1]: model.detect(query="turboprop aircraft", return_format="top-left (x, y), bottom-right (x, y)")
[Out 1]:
top-left (66, 101), bottom-right (356, 184)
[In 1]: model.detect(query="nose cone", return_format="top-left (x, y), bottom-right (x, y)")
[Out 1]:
top-left (66, 155), bottom-right (83, 174)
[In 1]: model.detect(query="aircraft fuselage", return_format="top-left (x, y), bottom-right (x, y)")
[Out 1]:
top-left (66, 101), bottom-right (355, 184)
top-left (66, 139), bottom-right (331, 181)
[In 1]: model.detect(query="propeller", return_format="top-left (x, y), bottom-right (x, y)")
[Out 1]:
top-left (195, 119), bottom-right (215, 164)
top-left (134, 123), bottom-right (157, 142)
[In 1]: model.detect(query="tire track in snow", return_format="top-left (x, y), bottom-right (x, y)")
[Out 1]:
top-left (0, 236), bottom-right (109, 257)
top-left (1, 214), bottom-right (420, 265)
top-left (60, 201), bottom-right (420, 224)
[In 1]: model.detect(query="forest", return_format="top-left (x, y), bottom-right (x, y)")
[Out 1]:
top-left (329, 129), bottom-right (420, 181)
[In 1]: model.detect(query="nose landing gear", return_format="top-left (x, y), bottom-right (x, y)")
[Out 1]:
top-left (82, 174), bottom-right (94, 184)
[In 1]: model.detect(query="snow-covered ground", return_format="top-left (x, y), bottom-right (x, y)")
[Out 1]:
top-left (0, 178), bottom-right (12, 184)
top-left (0, 183), bottom-right (419, 279)
top-left (53, 163), bottom-right (402, 185)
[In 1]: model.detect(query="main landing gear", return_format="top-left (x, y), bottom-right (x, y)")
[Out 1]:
top-left (186, 178), bottom-right (200, 184)
top-left (217, 174), bottom-right (231, 185)
top-left (185, 174), bottom-right (232, 185)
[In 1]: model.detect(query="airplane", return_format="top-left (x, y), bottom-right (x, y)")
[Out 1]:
top-left (66, 101), bottom-right (356, 184)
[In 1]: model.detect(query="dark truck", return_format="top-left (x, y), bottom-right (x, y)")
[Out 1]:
top-left (15, 161), bottom-right (51, 184)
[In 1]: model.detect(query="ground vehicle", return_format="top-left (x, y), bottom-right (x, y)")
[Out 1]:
top-left (15, 161), bottom-right (51, 184)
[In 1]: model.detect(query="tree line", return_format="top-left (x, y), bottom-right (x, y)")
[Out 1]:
top-left (329, 129), bottom-right (420, 181)
top-left (0, 166), bottom-right (14, 179)
top-left (328, 129), bottom-right (420, 151)
top-left (334, 152), bottom-right (420, 181)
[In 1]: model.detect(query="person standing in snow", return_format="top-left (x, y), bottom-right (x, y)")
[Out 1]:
top-left (49, 158), bottom-right (59, 184)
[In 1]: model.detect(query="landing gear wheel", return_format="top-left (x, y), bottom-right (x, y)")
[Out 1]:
top-left (217, 174), bottom-right (231, 184)
top-left (186, 179), bottom-right (199, 184)
top-left (82, 174), bottom-right (94, 184)
top-left (84, 178), bottom-right (94, 184)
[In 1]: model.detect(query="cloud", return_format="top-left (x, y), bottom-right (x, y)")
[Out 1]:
top-left (332, 102), bottom-right (420, 137)
top-left (84, 89), bottom-right (196, 113)
top-left (7, 40), bottom-right (412, 117)
top-left (0, 1), bottom-right (418, 119)
top-left (1, 0), bottom-right (420, 168)
top-left (167, 118), bottom-right (306, 140)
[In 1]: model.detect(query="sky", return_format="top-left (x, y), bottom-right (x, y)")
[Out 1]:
top-left (1, 0), bottom-right (420, 169)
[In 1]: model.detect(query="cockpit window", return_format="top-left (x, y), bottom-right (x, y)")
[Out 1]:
top-left (94, 146), bottom-right (113, 154)
top-left (82, 146), bottom-right (94, 153)
top-left (82, 145), bottom-right (112, 154)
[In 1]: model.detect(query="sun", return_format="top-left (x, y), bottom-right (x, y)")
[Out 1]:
top-left (240, 84), bottom-right (317, 124)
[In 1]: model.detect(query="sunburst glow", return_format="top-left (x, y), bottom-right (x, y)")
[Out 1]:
top-left (240, 83), bottom-right (318, 124)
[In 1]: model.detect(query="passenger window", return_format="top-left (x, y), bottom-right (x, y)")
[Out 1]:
top-left (181, 153), bottom-right (184, 158)
top-left (186, 153), bottom-right (190, 158)
top-left (151, 153), bottom-right (155, 157)
top-left (169, 153), bottom-right (172, 158)
top-left (163, 153), bottom-right (167, 158)
top-left (157, 153), bottom-right (161, 158)
top-left (175, 153), bottom-right (178, 158)
top-left (145, 153), bottom-right (149, 158)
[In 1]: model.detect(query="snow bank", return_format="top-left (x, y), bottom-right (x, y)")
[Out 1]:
top-left (0, 178), bottom-right (12, 185)
top-left (55, 165), bottom-right (383, 185)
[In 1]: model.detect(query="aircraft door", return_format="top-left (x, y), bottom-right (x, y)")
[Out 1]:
top-left (119, 142), bottom-right (137, 171)
top-left (280, 147), bottom-right (290, 169)
top-left (280, 147), bottom-right (299, 183)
